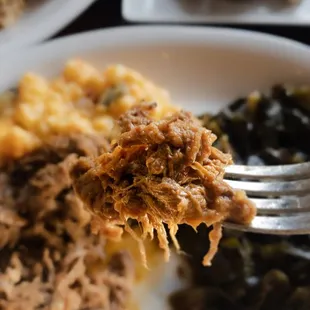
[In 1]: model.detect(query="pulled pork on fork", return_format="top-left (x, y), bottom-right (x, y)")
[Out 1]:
top-left (71, 103), bottom-right (256, 267)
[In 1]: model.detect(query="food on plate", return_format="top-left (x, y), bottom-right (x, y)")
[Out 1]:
top-left (0, 59), bottom-right (176, 166)
top-left (70, 103), bottom-right (256, 267)
top-left (0, 133), bottom-right (135, 309)
top-left (0, 60), bottom-right (177, 309)
top-left (201, 84), bottom-right (310, 165)
top-left (1, 56), bottom-right (309, 310)
top-left (170, 85), bottom-right (310, 310)
top-left (0, 0), bottom-right (25, 28)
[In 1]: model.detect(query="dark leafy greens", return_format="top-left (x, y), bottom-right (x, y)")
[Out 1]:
top-left (171, 85), bottom-right (310, 310)
top-left (200, 85), bottom-right (310, 165)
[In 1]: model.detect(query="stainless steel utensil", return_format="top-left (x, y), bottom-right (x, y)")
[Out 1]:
top-left (223, 162), bottom-right (310, 234)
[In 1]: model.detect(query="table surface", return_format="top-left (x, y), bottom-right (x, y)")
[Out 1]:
top-left (55, 0), bottom-right (310, 46)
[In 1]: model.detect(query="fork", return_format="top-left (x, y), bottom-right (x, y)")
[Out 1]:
top-left (223, 162), bottom-right (310, 235)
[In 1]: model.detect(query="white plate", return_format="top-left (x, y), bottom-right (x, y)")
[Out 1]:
top-left (122, 0), bottom-right (310, 25)
top-left (0, 0), bottom-right (96, 55)
top-left (1, 25), bottom-right (310, 308)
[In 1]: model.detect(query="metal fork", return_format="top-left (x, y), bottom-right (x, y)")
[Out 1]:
top-left (223, 162), bottom-right (310, 235)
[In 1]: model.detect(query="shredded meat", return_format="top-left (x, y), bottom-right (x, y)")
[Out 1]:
top-left (71, 104), bottom-right (256, 267)
top-left (0, 133), bottom-right (134, 310)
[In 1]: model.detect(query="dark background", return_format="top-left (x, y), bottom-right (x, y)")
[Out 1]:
top-left (55, 0), bottom-right (310, 45)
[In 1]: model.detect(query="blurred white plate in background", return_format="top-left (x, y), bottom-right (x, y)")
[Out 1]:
top-left (122, 0), bottom-right (310, 25)
top-left (0, 0), bottom-right (96, 55)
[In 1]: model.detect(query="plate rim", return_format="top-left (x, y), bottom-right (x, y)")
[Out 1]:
top-left (0, 0), bottom-right (97, 55)
top-left (1, 25), bottom-right (310, 89)
top-left (2, 24), bottom-right (310, 57)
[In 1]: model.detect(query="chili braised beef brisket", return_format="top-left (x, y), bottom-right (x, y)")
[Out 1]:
top-left (0, 133), bottom-right (134, 310)
top-left (70, 103), bottom-right (256, 267)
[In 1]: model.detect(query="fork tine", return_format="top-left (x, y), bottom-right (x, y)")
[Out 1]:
top-left (225, 162), bottom-right (310, 180)
top-left (224, 214), bottom-right (310, 235)
top-left (251, 195), bottom-right (310, 215)
top-left (225, 179), bottom-right (310, 197)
